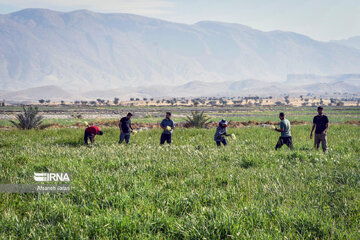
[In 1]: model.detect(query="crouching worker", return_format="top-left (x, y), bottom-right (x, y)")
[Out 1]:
top-left (214, 119), bottom-right (230, 147)
top-left (274, 112), bottom-right (293, 150)
top-left (84, 126), bottom-right (103, 145)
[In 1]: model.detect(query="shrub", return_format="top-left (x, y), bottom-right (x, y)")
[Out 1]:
top-left (185, 110), bottom-right (211, 128)
top-left (10, 106), bottom-right (44, 130)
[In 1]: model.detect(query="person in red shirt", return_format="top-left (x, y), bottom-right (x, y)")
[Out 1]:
top-left (84, 126), bottom-right (103, 145)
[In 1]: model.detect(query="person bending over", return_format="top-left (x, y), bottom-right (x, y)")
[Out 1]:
top-left (84, 126), bottom-right (103, 145)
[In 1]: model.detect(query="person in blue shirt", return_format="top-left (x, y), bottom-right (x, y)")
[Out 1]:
top-left (160, 112), bottom-right (175, 145)
top-left (214, 119), bottom-right (230, 147)
top-left (274, 112), bottom-right (293, 150)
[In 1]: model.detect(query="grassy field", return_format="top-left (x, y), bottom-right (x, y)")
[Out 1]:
top-left (0, 125), bottom-right (359, 239)
top-left (1, 106), bottom-right (359, 127)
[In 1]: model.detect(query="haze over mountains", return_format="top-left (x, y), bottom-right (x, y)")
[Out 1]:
top-left (333, 36), bottom-right (360, 50)
top-left (0, 8), bottom-right (360, 102)
top-left (1, 73), bottom-right (360, 103)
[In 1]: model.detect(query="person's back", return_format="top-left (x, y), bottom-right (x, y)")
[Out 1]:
top-left (280, 118), bottom-right (291, 137)
top-left (85, 126), bottom-right (100, 135)
top-left (214, 125), bottom-right (227, 141)
top-left (119, 113), bottom-right (133, 144)
top-left (120, 117), bottom-right (131, 133)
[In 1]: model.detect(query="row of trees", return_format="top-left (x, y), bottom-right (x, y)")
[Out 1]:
top-left (36, 95), bottom-right (356, 107)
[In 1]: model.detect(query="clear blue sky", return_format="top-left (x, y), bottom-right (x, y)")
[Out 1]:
top-left (0, 0), bottom-right (359, 41)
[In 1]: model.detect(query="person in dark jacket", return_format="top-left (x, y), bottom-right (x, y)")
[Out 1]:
top-left (84, 126), bottom-right (103, 145)
top-left (119, 112), bottom-right (133, 144)
top-left (160, 112), bottom-right (175, 145)
top-left (214, 119), bottom-right (230, 147)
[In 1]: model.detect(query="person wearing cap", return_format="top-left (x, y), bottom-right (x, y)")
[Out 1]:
top-left (214, 119), bottom-right (230, 147)
top-left (160, 112), bottom-right (175, 145)
top-left (119, 112), bottom-right (133, 144)
top-left (84, 125), bottom-right (103, 145)
top-left (310, 106), bottom-right (329, 152)
top-left (274, 112), bottom-right (293, 150)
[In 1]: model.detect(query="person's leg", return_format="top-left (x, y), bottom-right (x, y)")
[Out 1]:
top-left (119, 133), bottom-right (125, 144)
top-left (314, 134), bottom-right (321, 150)
top-left (285, 137), bottom-right (294, 150)
top-left (160, 133), bottom-right (166, 145)
top-left (125, 133), bottom-right (131, 144)
top-left (166, 134), bottom-right (172, 144)
top-left (216, 141), bottom-right (221, 147)
top-left (84, 130), bottom-right (89, 145)
top-left (321, 134), bottom-right (327, 152)
top-left (222, 138), bottom-right (227, 146)
top-left (90, 134), bottom-right (95, 144)
top-left (275, 137), bottom-right (283, 150)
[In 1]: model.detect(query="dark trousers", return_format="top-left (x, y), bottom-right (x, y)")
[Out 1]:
top-left (275, 136), bottom-right (293, 150)
top-left (119, 132), bottom-right (131, 144)
top-left (216, 138), bottom-right (227, 147)
top-left (160, 133), bottom-right (172, 145)
top-left (84, 130), bottom-right (95, 145)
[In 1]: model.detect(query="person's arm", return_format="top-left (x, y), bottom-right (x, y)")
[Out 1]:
top-left (322, 122), bottom-right (329, 134)
top-left (171, 120), bottom-right (175, 130)
top-left (90, 134), bottom-right (95, 144)
top-left (310, 123), bottom-right (316, 139)
top-left (130, 121), bottom-right (133, 131)
top-left (119, 120), bottom-right (122, 132)
top-left (275, 122), bottom-right (284, 132)
top-left (220, 128), bottom-right (229, 136)
top-left (160, 120), bottom-right (166, 130)
top-left (84, 133), bottom-right (89, 145)
top-left (224, 127), bottom-right (230, 136)
top-left (275, 127), bottom-right (284, 132)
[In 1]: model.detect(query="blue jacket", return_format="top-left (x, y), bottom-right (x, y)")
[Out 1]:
top-left (160, 118), bottom-right (174, 134)
top-left (214, 126), bottom-right (227, 141)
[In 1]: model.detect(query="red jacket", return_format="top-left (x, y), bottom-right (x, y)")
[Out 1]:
top-left (85, 126), bottom-right (100, 134)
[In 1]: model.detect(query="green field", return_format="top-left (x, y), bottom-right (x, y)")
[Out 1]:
top-left (1, 106), bottom-right (359, 128)
top-left (1, 125), bottom-right (359, 239)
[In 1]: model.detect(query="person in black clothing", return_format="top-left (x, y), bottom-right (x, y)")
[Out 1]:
top-left (310, 106), bottom-right (329, 152)
top-left (119, 112), bottom-right (133, 144)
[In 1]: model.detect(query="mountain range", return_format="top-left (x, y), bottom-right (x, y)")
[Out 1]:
top-left (1, 8), bottom-right (360, 97)
top-left (332, 36), bottom-right (360, 50)
top-left (1, 73), bottom-right (359, 103)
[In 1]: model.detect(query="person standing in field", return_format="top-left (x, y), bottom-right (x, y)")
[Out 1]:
top-left (274, 112), bottom-right (293, 150)
top-left (310, 106), bottom-right (329, 152)
top-left (84, 125), bottom-right (103, 145)
top-left (214, 119), bottom-right (230, 147)
top-left (119, 112), bottom-right (133, 144)
top-left (160, 112), bottom-right (174, 145)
